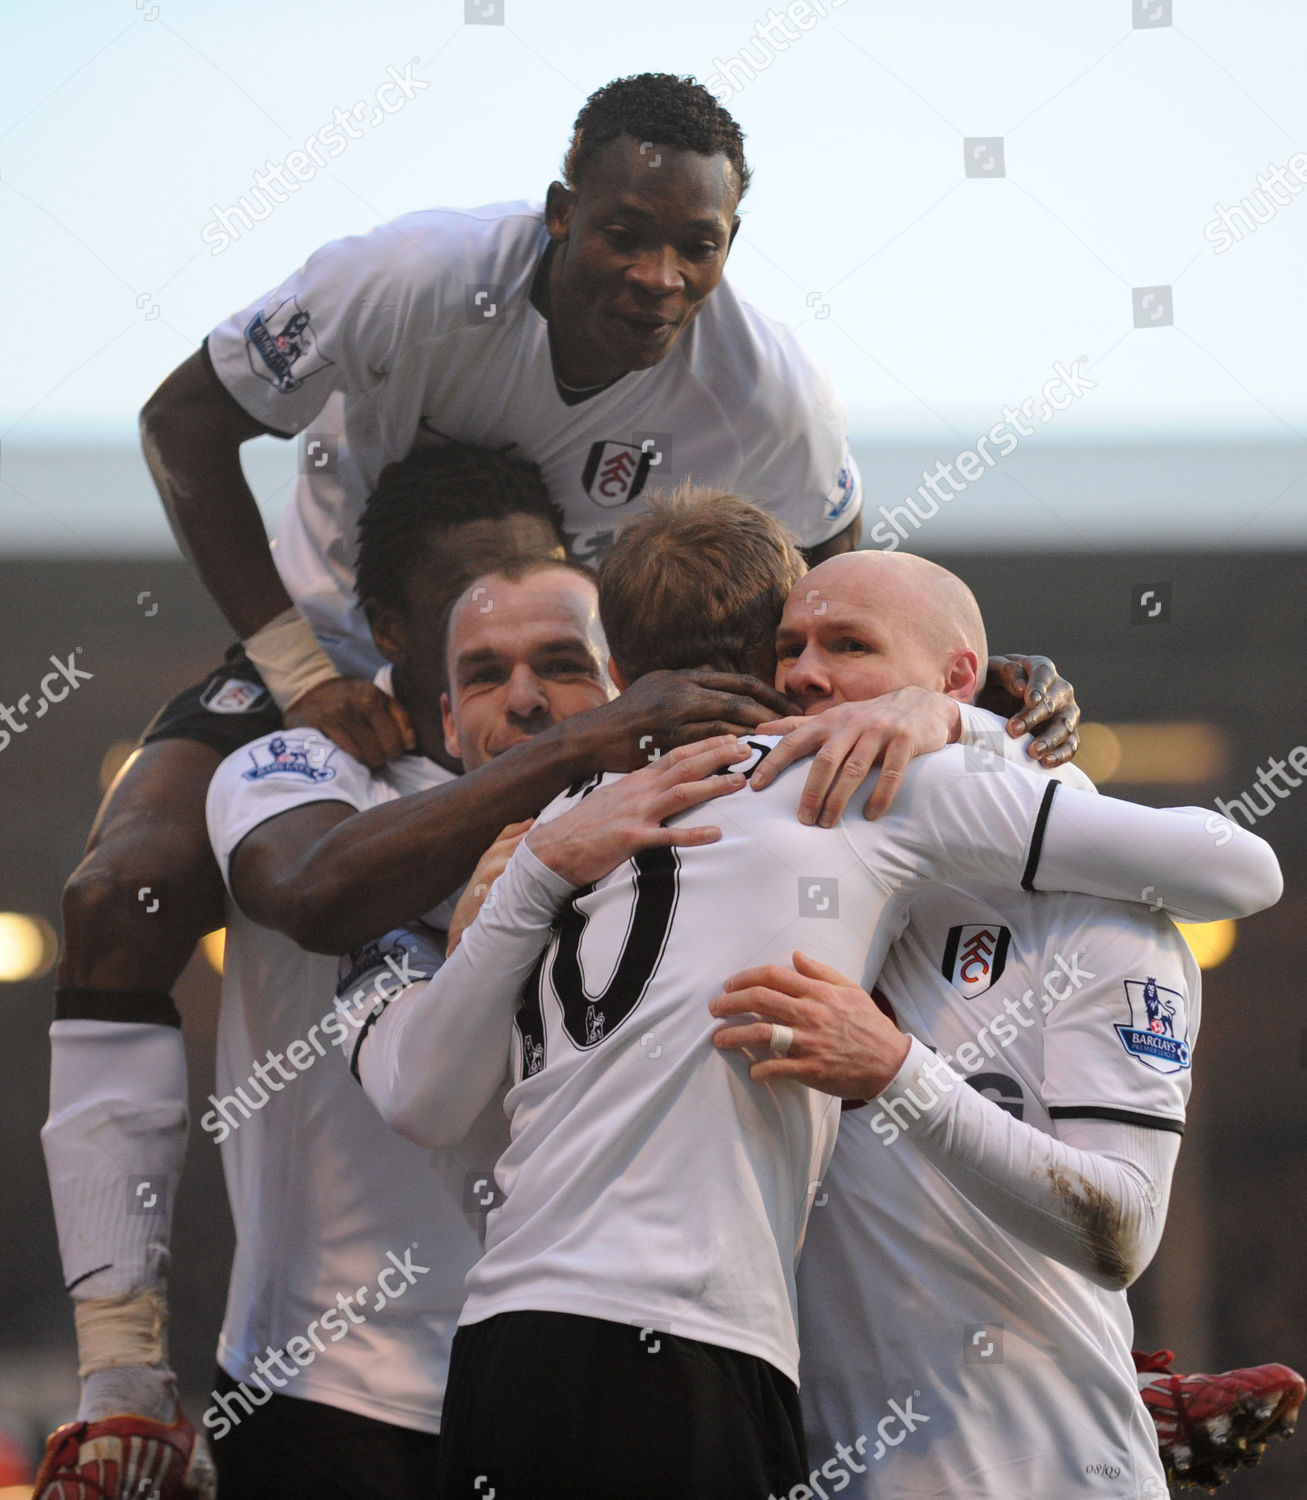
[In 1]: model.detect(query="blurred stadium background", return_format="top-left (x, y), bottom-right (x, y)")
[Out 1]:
top-left (3, 2), bottom-right (1305, 1494)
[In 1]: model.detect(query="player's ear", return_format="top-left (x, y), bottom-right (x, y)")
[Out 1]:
top-left (943, 649), bottom-right (981, 704)
top-left (607, 656), bottom-right (628, 692)
top-left (545, 181), bottom-right (576, 241)
top-left (365, 598), bottom-right (406, 667)
top-left (727, 216), bottom-right (741, 253)
top-left (441, 691), bottom-right (461, 761)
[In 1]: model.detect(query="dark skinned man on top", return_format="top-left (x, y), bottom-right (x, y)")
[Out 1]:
top-left (42, 70), bottom-right (1077, 1494)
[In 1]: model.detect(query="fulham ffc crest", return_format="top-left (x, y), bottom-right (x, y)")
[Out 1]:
top-left (942, 924), bottom-right (1011, 999)
top-left (582, 440), bottom-right (653, 509)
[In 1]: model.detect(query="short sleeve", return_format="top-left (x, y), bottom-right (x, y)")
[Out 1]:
top-left (1041, 905), bottom-right (1200, 1134)
top-left (205, 729), bottom-right (374, 888)
top-left (720, 302), bottom-right (861, 548)
top-left (779, 438), bottom-right (861, 546)
top-left (205, 223), bottom-right (426, 435)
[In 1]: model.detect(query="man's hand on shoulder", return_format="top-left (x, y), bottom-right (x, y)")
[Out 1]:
top-left (570, 669), bottom-right (799, 774)
top-left (526, 736), bottom-right (751, 888)
top-left (283, 677), bottom-right (416, 769)
top-left (747, 687), bottom-right (962, 824)
top-left (979, 654), bottom-right (1080, 768)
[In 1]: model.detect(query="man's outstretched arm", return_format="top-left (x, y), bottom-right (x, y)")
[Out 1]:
top-left (226, 675), bottom-right (788, 953)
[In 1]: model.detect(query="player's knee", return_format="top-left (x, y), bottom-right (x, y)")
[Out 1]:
top-left (61, 861), bottom-right (131, 947)
top-left (59, 841), bottom-right (222, 990)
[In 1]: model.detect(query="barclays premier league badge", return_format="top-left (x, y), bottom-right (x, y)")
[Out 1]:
top-left (1115, 977), bottom-right (1190, 1074)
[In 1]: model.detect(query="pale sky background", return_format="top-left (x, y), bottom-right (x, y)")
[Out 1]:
top-left (3, 0), bottom-right (1306, 550)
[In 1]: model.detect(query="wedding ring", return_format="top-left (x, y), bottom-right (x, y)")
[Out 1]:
top-left (769, 1023), bottom-right (795, 1056)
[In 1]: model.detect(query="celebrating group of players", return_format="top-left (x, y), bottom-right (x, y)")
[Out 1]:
top-left (33, 73), bottom-right (1302, 1499)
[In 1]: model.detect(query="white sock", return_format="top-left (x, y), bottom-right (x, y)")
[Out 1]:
top-left (42, 1019), bottom-right (188, 1410)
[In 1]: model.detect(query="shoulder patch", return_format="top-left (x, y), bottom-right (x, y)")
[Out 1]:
top-left (824, 444), bottom-right (860, 522)
top-left (1115, 976), bottom-right (1191, 1074)
top-left (244, 297), bottom-right (333, 394)
top-left (241, 734), bottom-right (338, 783)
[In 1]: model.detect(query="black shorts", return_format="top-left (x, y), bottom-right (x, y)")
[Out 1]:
top-left (139, 643), bottom-right (282, 758)
top-left (209, 1365), bottom-right (439, 1500)
top-left (435, 1310), bottom-right (808, 1500)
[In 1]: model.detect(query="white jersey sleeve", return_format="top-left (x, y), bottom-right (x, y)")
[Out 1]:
top-left (357, 841), bottom-right (573, 1148)
top-left (205, 729), bottom-right (373, 887)
top-left (875, 1039), bottom-right (1181, 1289)
top-left (689, 287), bottom-right (861, 547)
top-left (956, 701), bottom-right (1098, 793)
top-left (1041, 907), bottom-right (1199, 1131)
top-left (845, 745), bottom-right (1283, 923)
top-left (205, 220), bottom-right (439, 435)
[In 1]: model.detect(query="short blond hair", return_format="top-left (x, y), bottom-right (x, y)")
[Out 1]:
top-left (597, 484), bottom-right (806, 682)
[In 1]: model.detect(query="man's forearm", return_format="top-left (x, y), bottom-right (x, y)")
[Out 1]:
top-left (277, 712), bottom-right (608, 952)
top-left (872, 1037), bottom-right (1178, 1290)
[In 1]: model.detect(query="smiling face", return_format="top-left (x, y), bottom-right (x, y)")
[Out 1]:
top-left (442, 566), bottom-right (611, 770)
top-left (544, 135), bottom-right (741, 386)
top-left (774, 553), bottom-right (985, 712)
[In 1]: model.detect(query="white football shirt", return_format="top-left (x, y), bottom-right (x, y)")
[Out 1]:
top-left (205, 722), bottom-right (506, 1433)
top-left (798, 717), bottom-right (1190, 1499)
top-left (206, 202), bottom-right (861, 677)
top-left (454, 734), bottom-right (1240, 1387)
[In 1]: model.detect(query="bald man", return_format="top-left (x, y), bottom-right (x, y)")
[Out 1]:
top-left (708, 551), bottom-right (1282, 1498)
top-left (745, 550), bottom-right (994, 827)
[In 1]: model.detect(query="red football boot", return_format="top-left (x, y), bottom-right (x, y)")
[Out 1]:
top-left (1135, 1347), bottom-right (1304, 1491)
top-left (31, 1407), bottom-right (215, 1500)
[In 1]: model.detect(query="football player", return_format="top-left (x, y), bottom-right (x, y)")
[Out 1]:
top-left (43, 70), bottom-right (1079, 1495)
top-left (711, 550), bottom-right (1301, 1497)
top-left (353, 494), bottom-right (1277, 1498)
